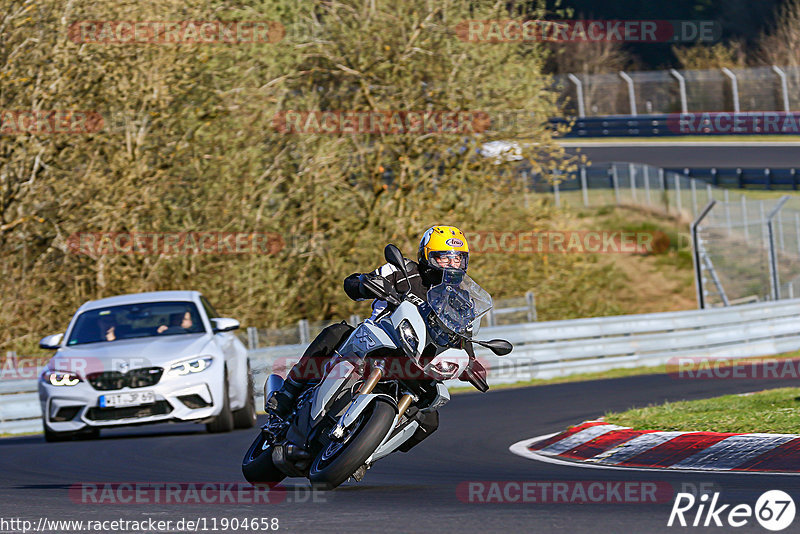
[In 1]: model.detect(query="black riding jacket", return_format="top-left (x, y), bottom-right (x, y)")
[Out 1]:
top-left (343, 259), bottom-right (443, 316)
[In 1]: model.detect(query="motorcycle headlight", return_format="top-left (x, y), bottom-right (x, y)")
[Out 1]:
top-left (168, 357), bottom-right (213, 376)
top-left (424, 360), bottom-right (459, 381)
top-left (44, 370), bottom-right (81, 386)
top-left (396, 319), bottom-right (419, 355)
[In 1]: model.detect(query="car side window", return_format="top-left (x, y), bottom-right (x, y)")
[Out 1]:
top-left (200, 296), bottom-right (219, 319)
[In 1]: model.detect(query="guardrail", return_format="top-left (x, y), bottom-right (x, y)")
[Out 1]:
top-left (5, 299), bottom-right (800, 436)
top-left (667, 167), bottom-right (800, 190)
top-left (550, 114), bottom-right (800, 138)
top-left (550, 115), bottom-right (678, 137)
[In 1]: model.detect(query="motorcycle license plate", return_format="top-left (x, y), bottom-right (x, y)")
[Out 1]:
top-left (99, 391), bottom-right (156, 408)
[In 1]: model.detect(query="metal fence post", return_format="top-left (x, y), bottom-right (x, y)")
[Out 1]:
top-left (629, 163), bottom-right (637, 202)
top-left (742, 195), bottom-right (750, 244)
top-left (659, 168), bottom-right (667, 212)
top-left (567, 73), bottom-right (586, 118)
top-left (691, 178), bottom-right (698, 217)
top-left (721, 67), bottom-right (741, 113)
top-left (724, 189), bottom-right (732, 235)
top-left (795, 213), bottom-right (800, 256)
top-left (612, 164), bottom-right (621, 205)
top-left (298, 319), bottom-right (310, 344)
top-left (670, 69), bottom-right (688, 114)
top-left (767, 196), bottom-right (791, 300)
top-left (692, 201), bottom-right (717, 309)
top-left (526, 291), bottom-right (537, 322)
top-left (619, 71), bottom-right (638, 116)
top-left (349, 314), bottom-right (361, 326)
top-left (706, 184), bottom-right (713, 203)
top-left (246, 326), bottom-right (259, 350)
top-left (644, 166), bottom-right (652, 205)
top-left (580, 166), bottom-right (589, 207)
top-left (772, 65), bottom-right (791, 113)
top-left (674, 174), bottom-right (682, 215)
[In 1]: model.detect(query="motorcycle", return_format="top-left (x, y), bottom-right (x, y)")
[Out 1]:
top-left (241, 244), bottom-right (512, 489)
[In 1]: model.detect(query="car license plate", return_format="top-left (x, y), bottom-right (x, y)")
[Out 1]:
top-left (99, 391), bottom-right (156, 408)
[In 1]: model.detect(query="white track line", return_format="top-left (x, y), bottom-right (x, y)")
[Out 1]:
top-left (509, 434), bottom-right (800, 476)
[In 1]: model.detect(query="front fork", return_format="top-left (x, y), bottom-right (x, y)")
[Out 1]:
top-left (329, 361), bottom-right (414, 440)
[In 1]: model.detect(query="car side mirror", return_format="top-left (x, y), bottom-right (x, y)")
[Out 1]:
top-left (39, 333), bottom-right (64, 350)
top-left (211, 318), bottom-right (240, 333)
top-left (384, 244), bottom-right (408, 277)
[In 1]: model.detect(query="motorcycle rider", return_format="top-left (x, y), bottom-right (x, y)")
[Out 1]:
top-left (265, 226), bottom-right (471, 437)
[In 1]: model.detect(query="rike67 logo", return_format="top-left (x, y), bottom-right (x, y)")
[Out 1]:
top-left (668, 490), bottom-right (796, 531)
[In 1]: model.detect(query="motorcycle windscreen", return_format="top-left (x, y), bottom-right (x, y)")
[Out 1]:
top-left (426, 272), bottom-right (492, 335)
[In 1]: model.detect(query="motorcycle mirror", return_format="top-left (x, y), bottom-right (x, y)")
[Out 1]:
top-left (384, 244), bottom-right (408, 276)
top-left (475, 338), bottom-right (513, 356)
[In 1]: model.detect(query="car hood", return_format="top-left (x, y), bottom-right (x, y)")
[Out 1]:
top-left (49, 334), bottom-right (214, 375)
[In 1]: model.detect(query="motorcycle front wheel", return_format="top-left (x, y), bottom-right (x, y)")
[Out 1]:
top-left (242, 431), bottom-right (287, 485)
top-left (308, 399), bottom-right (395, 490)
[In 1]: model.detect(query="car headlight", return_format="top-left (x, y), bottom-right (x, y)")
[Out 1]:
top-left (169, 357), bottom-right (213, 376)
top-left (44, 370), bottom-right (81, 386)
top-left (396, 319), bottom-right (419, 355)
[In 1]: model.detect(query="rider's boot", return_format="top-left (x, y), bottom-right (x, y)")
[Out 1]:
top-left (265, 376), bottom-right (305, 422)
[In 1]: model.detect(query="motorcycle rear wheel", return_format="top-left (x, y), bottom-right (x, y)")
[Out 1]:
top-left (308, 399), bottom-right (395, 490)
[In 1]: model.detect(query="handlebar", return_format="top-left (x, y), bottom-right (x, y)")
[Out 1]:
top-left (360, 275), bottom-right (402, 307)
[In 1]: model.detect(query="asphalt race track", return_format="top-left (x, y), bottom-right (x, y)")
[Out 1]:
top-left (3, 372), bottom-right (800, 533)
top-left (564, 143), bottom-right (800, 168)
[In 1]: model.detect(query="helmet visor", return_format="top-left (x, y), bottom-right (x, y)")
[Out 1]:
top-left (429, 250), bottom-right (468, 271)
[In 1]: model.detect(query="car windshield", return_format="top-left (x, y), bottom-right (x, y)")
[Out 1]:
top-left (67, 301), bottom-right (205, 346)
top-left (426, 271), bottom-right (492, 335)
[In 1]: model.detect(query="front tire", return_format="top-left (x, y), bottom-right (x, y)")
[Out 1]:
top-left (233, 362), bottom-right (257, 429)
top-left (242, 431), bottom-right (286, 485)
top-left (207, 367), bottom-right (235, 433)
top-left (308, 399), bottom-right (395, 490)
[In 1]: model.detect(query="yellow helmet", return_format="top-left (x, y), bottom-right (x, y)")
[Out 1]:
top-left (418, 226), bottom-right (469, 272)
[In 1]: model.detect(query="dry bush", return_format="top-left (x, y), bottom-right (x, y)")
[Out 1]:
top-left (754, 0), bottom-right (800, 68)
top-left (546, 38), bottom-right (634, 76)
top-left (672, 42), bottom-right (746, 70)
top-left (1, 0), bottom-right (620, 353)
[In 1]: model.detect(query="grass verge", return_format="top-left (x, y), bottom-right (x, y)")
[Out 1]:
top-left (449, 349), bottom-right (800, 395)
top-left (604, 387), bottom-right (800, 434)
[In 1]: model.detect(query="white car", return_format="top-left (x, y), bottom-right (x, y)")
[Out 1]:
top-left (37, 291), bottom-right (256, 441)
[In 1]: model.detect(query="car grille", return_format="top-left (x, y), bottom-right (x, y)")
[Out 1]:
top-left (86, 400), bottom-right (172, 421)
top-left (87, 367), bottom-right (164, 391)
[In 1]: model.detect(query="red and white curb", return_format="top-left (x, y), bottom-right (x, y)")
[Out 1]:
top-left (510, 421), bottom-right (800, 475)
